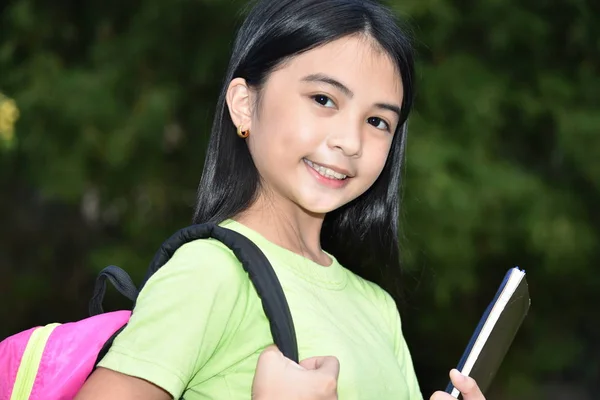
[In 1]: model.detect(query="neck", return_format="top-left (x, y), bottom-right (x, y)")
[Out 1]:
top-left (234, 191), bottom-right (331, 266)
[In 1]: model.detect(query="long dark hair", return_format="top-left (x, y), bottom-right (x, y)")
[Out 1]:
top-left (193, 0), bottom-right (415, 300)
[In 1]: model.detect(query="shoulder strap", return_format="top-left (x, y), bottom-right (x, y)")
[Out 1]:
top-left (140, 223), bottom-right (298, 362)
top-left (94, 222), bottom-right (298, 364)
top-left (89, 265), bottom-right (138, 316)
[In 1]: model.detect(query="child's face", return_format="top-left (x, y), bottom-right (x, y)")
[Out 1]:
top-left (246, 35), bottom-right (403, 214)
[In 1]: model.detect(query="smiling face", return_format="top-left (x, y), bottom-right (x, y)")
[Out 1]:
top-left (227, 34), bottom-right (404, 215)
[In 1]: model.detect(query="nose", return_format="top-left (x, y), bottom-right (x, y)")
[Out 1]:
top-left (326, 121), bottom-right (362, 158)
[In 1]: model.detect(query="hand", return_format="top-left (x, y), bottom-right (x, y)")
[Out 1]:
top-left (252, 345), bottom-right (340, 400)
top-left (430, 369), bottom-right (486, 400)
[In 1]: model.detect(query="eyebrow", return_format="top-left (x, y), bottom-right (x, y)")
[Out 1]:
top-left (375, 103), bottom-right (402, 120)
top-left (301, 73), bottom-right (402, 120)
top-left (301, 73), bottom-right (354, 98)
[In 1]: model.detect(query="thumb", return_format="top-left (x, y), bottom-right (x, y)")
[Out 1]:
top-left (259, 344), bottom-right (282, 357)
top-left (257, 345), bottom-right (284, 366)
top-left (449, 369), bottom-right (484, 399)
top-left (259, 345), bottom-right (305, 370)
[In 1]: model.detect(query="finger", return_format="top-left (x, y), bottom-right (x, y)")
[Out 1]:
top-left (449, 369), bottom-right (485, 399)
top-left (305, 356), bottom-right (340, 378)
top-left (429, 390), bottom-right (457, 400)
top-left (299, 355), bottom-right (336, 370)
top-left (299, 356), bottom-right (324, 370)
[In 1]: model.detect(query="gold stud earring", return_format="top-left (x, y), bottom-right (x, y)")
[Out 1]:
top-left (237, 125), bottom-right (250, 138)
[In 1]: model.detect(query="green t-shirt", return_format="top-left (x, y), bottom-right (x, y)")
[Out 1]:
top-left (98, 219), bottom-right (423, 399)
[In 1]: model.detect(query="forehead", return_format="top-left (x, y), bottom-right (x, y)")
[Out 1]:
top-left (269, 35), bottom-right (403, 101)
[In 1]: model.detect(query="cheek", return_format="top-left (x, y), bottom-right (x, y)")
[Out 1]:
top-left (246, 116), bottom-right (310, 179)
top-left (362, 140), bottom-right (393, 181)
top-left (251, 102), bottom-right (321, 159)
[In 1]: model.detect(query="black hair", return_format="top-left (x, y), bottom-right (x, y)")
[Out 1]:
top-left (193, 0), bottom-right (415, 300)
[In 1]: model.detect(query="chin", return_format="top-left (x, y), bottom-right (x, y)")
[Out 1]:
top-left (292, 187), bottom-right (356, 215)
top-left (304, 206), bottom-right (337, 215)
top-left (298, 199), bottom-right (347, 215)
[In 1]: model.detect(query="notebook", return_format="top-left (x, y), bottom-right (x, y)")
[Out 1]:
top-left (445, 267), bottom-right (531, 398)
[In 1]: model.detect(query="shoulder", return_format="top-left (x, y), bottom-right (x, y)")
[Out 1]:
top-left (344, 270), bottom-right (402, 330)
top-left (145, 237), bottom-right (251, 290)
top-left (130, 236), bottom-right (255, 315)
top-left (98, 238), bottom-right (257, 396)
top-left (345, 270), bottom-right (397, 311)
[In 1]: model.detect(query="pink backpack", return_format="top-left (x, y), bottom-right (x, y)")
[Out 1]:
top-left (0, 223), bottom-right (298, 400)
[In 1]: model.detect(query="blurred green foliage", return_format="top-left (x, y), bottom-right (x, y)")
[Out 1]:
top-left (0, 93), bottom-right (19, 149)
top-left (1, 0), bottom-right (598, 398)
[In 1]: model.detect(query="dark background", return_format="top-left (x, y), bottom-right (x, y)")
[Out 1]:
top-left (1, 0), bottom-right (598, 399)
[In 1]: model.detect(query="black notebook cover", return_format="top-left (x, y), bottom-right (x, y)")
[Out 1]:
top-left (445, 267), bottom-right (531, 398)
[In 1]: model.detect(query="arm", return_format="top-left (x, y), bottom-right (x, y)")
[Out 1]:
top-left (76, 367), bottom-right (171, 400)
top-left (75, 239), bottom-right (252, 399)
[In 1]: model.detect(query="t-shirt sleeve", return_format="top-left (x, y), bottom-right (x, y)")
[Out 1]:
top-left (383, 293), bottom-right (424, 400)
top-left (97, 238), bottom-right (251, 399)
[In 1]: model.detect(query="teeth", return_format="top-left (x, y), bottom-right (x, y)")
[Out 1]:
top-left (303, 159), bottom-right (347, 180)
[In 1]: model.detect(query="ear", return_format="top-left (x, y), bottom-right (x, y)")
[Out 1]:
top-left (225, 78), bottom-right (253, 132)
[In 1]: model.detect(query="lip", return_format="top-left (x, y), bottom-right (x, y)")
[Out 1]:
top-left (304, 158), bottom-right (354, 178)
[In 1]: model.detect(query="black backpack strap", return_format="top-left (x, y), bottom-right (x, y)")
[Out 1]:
top-left (89, 265), bottom-right (139, 316)
top-left (96, 222), bottom-right (298, 366)
top-left (139, 223), bottom-right (298, 363)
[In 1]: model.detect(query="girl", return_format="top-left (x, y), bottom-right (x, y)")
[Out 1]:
top-left (77, 0), bottom-right (486, 399)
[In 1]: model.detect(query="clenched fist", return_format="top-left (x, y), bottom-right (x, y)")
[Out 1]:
top-left (252, 345), bottom-right (340, 400)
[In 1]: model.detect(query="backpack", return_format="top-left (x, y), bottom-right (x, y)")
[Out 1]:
top-left (0, 223), bottom-right (298, 400)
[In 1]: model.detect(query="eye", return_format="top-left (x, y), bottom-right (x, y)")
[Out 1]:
top-left (367, 117), bottom-right (390, 132)
top-left (312, 94), bottom-right (336, 108)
